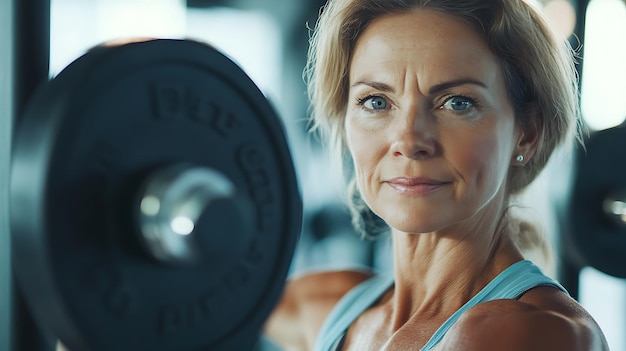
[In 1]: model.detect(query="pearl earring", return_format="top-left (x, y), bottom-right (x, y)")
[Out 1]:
top-left (516, 154), bottom-right (524, 163)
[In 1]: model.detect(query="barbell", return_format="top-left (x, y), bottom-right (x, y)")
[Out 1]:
top-left (11, 38), bottom-right (302, 351)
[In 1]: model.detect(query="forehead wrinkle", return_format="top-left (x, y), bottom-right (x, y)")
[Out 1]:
top-left (350, 10), bottom-right (503, 101)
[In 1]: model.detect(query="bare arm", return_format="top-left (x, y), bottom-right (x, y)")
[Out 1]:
top-left (467, 311), bottom-right (606, 350)
top-left (440, 297), bottom-right (609, 351)
top-left (264, 270), bottom-right (373, 351)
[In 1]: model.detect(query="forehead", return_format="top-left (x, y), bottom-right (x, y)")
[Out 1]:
top-left (350, 9), bottom-right (501, 84)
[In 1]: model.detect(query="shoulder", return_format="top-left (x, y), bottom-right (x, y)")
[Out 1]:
top-left (441, 287), bottom-right (609, 351)
top-left (280, 269), bottom-right (376, 314)
top-left (288, 269), bottom-right (375, 298)
top-left (264, 269), bottom-right (374, 351)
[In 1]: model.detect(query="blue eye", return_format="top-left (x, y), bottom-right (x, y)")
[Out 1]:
top-left (443, 96), bottom-right (474, 111)
top-left (360, 95), bottom-right (388, 110)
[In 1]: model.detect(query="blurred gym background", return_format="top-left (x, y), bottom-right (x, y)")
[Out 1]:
top-left (1, 0), bottom-right (625, 350)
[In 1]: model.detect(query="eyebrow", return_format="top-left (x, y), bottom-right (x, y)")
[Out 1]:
top-left (427, 78), bottom-right (487, 94)
top-left (350, 78), bottom-right (487, 94)
top-left (350, 80), bottom-right (394, 92)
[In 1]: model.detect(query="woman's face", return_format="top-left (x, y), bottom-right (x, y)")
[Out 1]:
top-left (346, 9), bottom-right (524, 234)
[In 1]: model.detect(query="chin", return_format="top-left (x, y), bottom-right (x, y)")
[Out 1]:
top-left (385, 214), bottom-right (449, 235)
top-left (380, 207), bottom-right (471, 235)
top-left (392, 224), bottom-right (444, 235)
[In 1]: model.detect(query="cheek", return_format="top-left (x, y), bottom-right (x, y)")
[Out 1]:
top-left (347, 117), bottom-right (373, 165)
top-left (346, 130), bottom-right (371, 166)
top-left (346, 120), bottom-right (385, 192)
top-left (448, 126), bottom-right (512, 188)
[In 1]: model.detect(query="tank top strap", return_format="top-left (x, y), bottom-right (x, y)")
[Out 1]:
top-left (314, 274), bottom-right (394, 351)
top-left (420, 260), bottom-right (568, 350)
top-left (314, 260), bottom-right (567, 351)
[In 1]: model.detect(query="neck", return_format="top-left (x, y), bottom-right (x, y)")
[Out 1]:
top-left (387, 200), bottom-right (524, 330)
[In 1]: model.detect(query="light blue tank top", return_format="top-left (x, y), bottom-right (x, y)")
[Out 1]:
top-left (314, 260), bottom-right (568, 351)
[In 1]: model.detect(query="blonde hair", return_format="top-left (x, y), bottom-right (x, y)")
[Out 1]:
top-left (305, 0), bottom-right (580, 246)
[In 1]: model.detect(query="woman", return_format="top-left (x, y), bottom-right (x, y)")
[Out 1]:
top-left (265, 0), bottom-right (609, 350)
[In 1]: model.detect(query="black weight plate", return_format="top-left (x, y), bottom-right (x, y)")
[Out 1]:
top-left (569, 125), bottom-right (626, 278)
top-left (11, 39), bottom-right (302, 351)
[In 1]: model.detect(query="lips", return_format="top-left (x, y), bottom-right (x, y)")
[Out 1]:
top-left (385, 177), bottom-right (450, 194)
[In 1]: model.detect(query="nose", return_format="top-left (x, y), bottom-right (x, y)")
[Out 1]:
top-left (390, 106), bottom-right (437, 159)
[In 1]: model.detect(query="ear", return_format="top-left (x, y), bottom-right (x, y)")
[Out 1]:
top-left (513, 111), bottom-right (541, 166)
